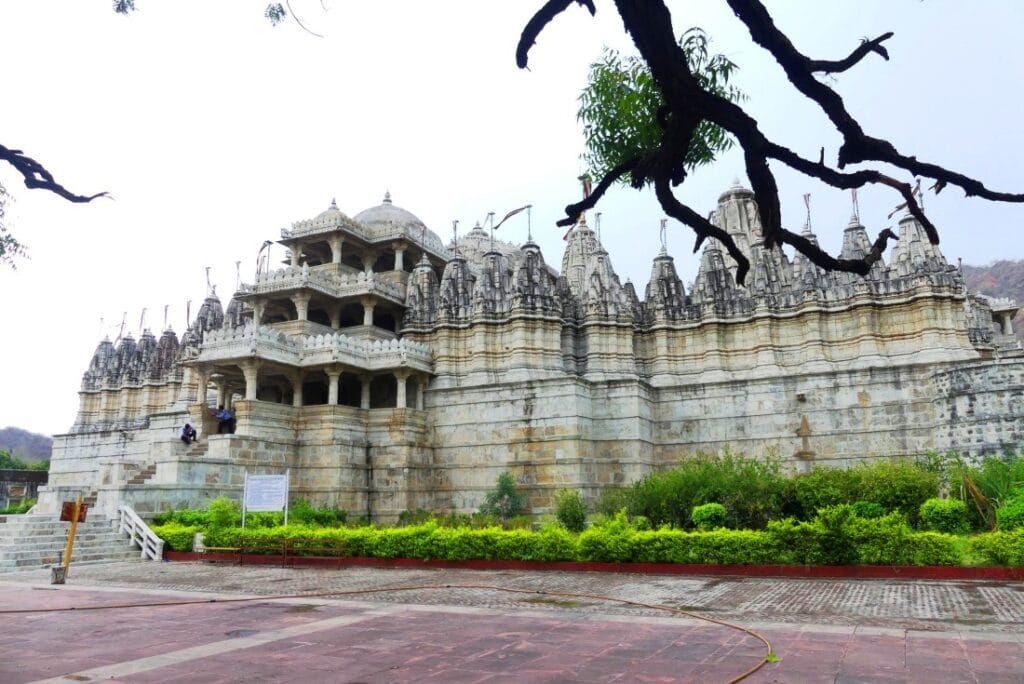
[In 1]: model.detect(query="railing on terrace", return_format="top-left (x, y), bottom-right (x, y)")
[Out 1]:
top-left (118, 504), bottom-right (164, 561)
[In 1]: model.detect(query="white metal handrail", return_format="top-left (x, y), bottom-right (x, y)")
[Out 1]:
top-left (118, 504), bottom-right (164, 561)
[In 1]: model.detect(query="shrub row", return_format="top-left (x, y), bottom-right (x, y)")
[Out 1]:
top-left (604, 455), bottom-right (943, 530)
top-left (154, 506), bottom-right (1024, 566)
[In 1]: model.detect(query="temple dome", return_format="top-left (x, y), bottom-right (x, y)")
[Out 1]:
top-left (354, 192), bottom-right (446, 253)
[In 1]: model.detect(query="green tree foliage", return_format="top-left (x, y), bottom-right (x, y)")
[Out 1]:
top-left (553, 489), bottom-right (587, 533)
top-left (0, 449), bottom-right (46, 471)
top-left (626, 454), bottom-right (793, 530)
top-left (577, 29), bottom-right (742, 187)
top-left (478, 471), bottom-right (527, 525)
top-left (794, 461), bottom-right (938, 526)
top-left (0, 184), bottom-right (26, 267)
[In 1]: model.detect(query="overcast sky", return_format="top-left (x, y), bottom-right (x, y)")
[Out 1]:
top-left (2, 1), bottom-right (1022, 437)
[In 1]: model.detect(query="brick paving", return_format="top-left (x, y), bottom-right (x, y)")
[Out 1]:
top-left (0, 561), bottom-right (1022, 682)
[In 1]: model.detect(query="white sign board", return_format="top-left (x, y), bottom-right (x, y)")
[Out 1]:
top-left (244, 474), bottom-right (288, 512)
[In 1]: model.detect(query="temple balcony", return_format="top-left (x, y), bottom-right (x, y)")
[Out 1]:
top-left (238, 266), bottom-right (407, 307)
top-left (193, 325), bottom-right (433, 375)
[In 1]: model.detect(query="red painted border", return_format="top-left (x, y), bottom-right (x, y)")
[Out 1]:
top-left (163, 551), bottom-right (1024, 581)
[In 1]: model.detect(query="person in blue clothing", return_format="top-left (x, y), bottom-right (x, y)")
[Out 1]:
top-left (180, 423), bottom-right (197, 444)
top-left (215, 405), bottom-right (235, 434)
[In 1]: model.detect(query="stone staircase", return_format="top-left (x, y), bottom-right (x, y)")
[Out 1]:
top-left (0, 514), bottom-right (143, 572)
top-left (127, 464), bottom-right (157, 486)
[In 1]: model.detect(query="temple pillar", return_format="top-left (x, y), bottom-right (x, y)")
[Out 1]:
top-left (327, 369), bottom-right (340, 405)
top-left (291, 371), bottom-right (304, 407)
top-left (252, 300), bottom-right (265, 327)
top-left (393, 243), bottom-right (405, 271)
top-left (291, 244), bottom-right (301, 267)
top-left (416, 374), bottom-right (425, 410)
top-left (291, 292), bottom-right (311, 321)
top-left (328, 304), bottom-right (341, 330)
top-left (361, 297), bottom-right (376, 327)
top-left (241, 361), bottom-right (260, 401)
top-left (395, 370), bottom-right (410, 409)
top-left (194, 367), bottom-right (210, 405)
top-left (360, 375), bottom-right (371, 409)
top-left (362, 251), bottom-right (375, 275)
top-left (329, 236), bottom-right (344, 264)
top-left (1003, 312), bottom-right (1015, 335)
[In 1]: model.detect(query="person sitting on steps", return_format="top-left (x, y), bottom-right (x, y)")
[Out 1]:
top-left (180, 423), bottom-right (197, 445)
top-left (215, 405), bottom-right (235, 434)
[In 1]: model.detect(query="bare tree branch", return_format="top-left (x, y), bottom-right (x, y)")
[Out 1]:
top-left (807, 32), bottom-right (893, 73)
top-left (0, 145), bottom-right (107, 204)
top-left (519, 0), bottom-right (1023, 285)
top-left (516, 0), bottom-right (596, 69)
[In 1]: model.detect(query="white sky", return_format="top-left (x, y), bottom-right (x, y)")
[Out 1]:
top-left (1, 1), bottom-right (1022, 437)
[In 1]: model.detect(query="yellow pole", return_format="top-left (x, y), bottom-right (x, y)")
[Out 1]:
top-left (63, 496), bottom-right (82, 575)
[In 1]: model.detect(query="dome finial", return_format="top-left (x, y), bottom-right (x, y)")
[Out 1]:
top-left (383, 190), bottom-right (392, 204)
top-left (329, 198), bottom-right (338, 210)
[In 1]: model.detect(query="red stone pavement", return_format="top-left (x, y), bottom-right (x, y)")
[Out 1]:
top-left (0, 567), bottom-right (1022, 683)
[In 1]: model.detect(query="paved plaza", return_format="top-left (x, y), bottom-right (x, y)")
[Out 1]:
top-left (0, 561), bottom-right (1022, 682)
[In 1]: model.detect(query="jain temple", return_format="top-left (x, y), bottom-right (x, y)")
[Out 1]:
top-left (37, 184), bottom-right (1024, 521)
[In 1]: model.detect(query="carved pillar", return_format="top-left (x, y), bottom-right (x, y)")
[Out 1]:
top-left (1003, 312), bottom-right (1015, 336)
top-left (395, 370), bottom-right (410, 409)
top-left (360, 375), bottom-right (371, 409)
top-left (393, 243), bottom-right (405, 271)
top-left (361, 296), bottom-right (376, 327)
top-left (362, 251), bottom-right (375, 275)
top-left (215, 377), bottom-right (227, 408)
top-left (329, 236), bottom-right (344, 264)
top-left (291, 292), bottom-right (311, 322)
top-left (194, 367), bottom-right (210, 405)
top-left (416, 374), bottom-right (425, 410)
top-left (328, 304), bottom-right (342, 330)
top-left (241, 361), bottom-right (259, 401)
top-left (290, 244), bottom-right (302, 267)
top-left (327, 369), bottom-right (341, 405)
top-left (252, 300), bottom-right (265, 327)
top-left (291, 371), bottom-right (304, 407)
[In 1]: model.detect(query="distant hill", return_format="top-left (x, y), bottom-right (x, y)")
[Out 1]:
top-left (962, 260), bottom-right (1024, 339)
top-left (0, 427), bottom-right (52, 462)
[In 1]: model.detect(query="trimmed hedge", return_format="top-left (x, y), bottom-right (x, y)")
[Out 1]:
top-left (919, 498), bottom-right (970, 535)
top-left (170, 510), bottom-right (960, 567)
top-left (971, 530), bottom-right (1024, 566)
top-left (151, 524), bottom-right (199, 552)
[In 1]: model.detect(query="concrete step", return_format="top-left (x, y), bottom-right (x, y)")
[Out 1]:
top-left (2, 536), bottom-right (135, 550)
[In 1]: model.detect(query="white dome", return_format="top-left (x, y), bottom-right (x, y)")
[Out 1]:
top-left (354, 192), bottom-right (447, 254)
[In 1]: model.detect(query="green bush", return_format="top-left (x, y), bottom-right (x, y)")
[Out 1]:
top-left (691, 502), bottom-right (728, 530)
top-left (479, 472), bottom-right (527, 525)
top-left (207, 496), bottom-right (242, 529)
top-left (553, 489), bottom-right (587, 533)
top-left (593, 488), bottom-right (630, 517)
top-left (794, 461), bottom-right (938, 525)
top-left (971, 530), bottom-right (1024, 566)
top-left (152, 524), bottom-right (199, 552)
top-left (858, 461), bottom-right (938, 527)
top-left (794, 468), bottom-right (861, 515)
top-left (290, 498), bottom-right (347, 527)
top-left (0, 498), bottom-right (36, 515)
top-left (398, 509), bottom-right (434, 527)
top-left (626, 453), bottom-right (793, 530)
top-left (577, 510), bottom-right (636, 562)
top-left (850, 501), bottom-right (885, 519)
top-left (996, 497), bottom-right (1024, 531)
top-left (152, 509), bottom-right (211, 527)
top-left (950, 453), bottom-right (1024, 530)
top-left (919, 498), bottom-right (969, 534)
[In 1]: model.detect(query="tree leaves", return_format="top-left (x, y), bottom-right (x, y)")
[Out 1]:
top-left (577, 29), bottom-right (743, 187)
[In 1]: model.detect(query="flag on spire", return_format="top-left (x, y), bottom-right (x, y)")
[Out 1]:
top-left (493, 205), bottom-right (531, 230)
